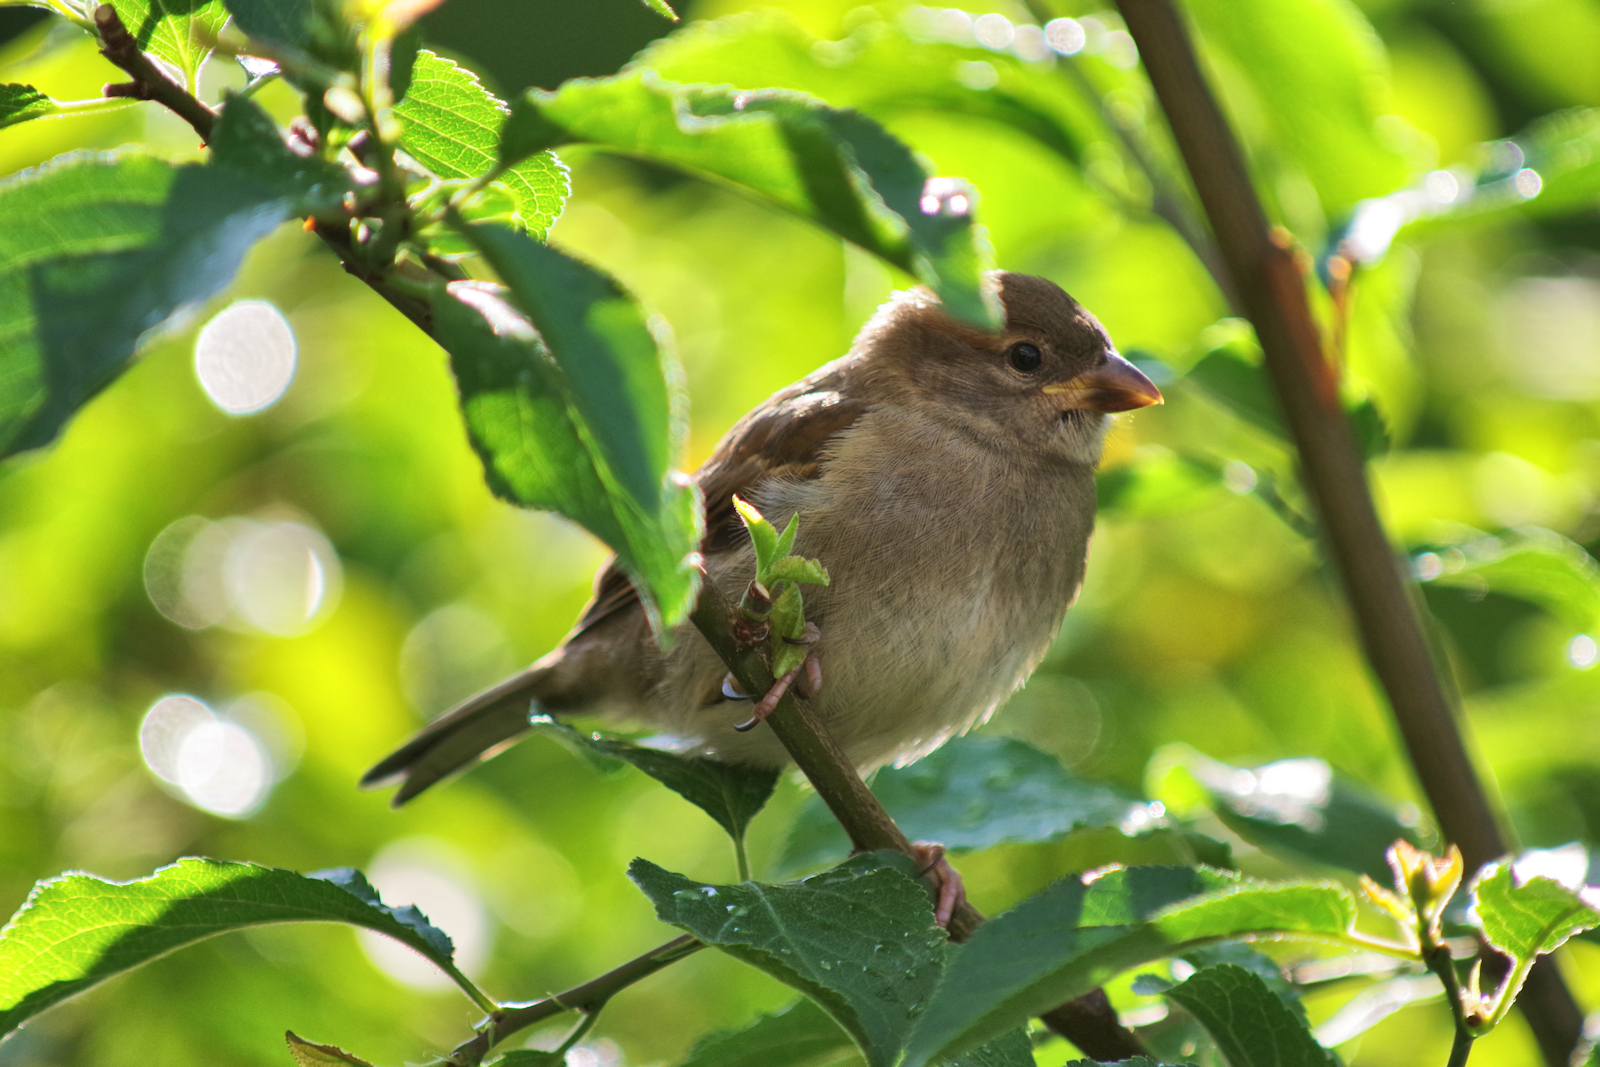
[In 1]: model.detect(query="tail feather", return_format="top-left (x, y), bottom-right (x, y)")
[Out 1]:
top-left (361, 665), bottom-right (548, 806)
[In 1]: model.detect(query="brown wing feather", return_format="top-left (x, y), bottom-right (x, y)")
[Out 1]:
top-left (569, 359), bottom-right (868, 637)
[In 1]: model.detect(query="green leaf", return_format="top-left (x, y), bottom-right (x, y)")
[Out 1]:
top-left (1472, 859), bottom-right (1600, 964)
top-left (734, 495), bottom-right (780, 578)
top-left (0, 151), bottom-right (295, 459)
top-left (780, 736), bottom-right (1155, 874)
top-left (0, 858), bottom-right (480, 1036)
top-left (1065, 1059), bottom-right (1196, 1067)
top-left (639, 0), bottom-right (677, 18)
top-left (1422, 530), bottom-right (1600, 633)
top-left (396, 50), bottom-right (568, 239)
top-left (1147, 746), bottom-right (1419, 882)
top-left (767, 556), bottom-right (829, 587)
top-left (533, 720), bottom-right (778, 847)
top-left (1096, 447), bottom-right (1225, 519)
top-left (629, 855), bottom-right (945, 1067)
top-left (899, 866), bottom-right (1360, 1067)
top-left (110, 0), bottom-right (229, 90)
top-left (1186, 0), bottom-right (1409, 216)
top-left (487, 1053), bottom-right (562, 1066)
top-left (0, 84), bottom-right (54, 130)
top-left (442, 228), bottom-right (700, 632)
top-left (500, 71), bottom-right (996, 328)
top-left (1164, 965), bottom-right (1336, 1067)
top-left (679, 998), bottom-right (854, 1067)
top-left (209, 96), bottom-right (354, 216)
top-left (220, 0), bottom-right (310, 49)
top-left (773, 511), bottom-right (799, 560)
top-left (285, 1032), bottom-right (376, 1066)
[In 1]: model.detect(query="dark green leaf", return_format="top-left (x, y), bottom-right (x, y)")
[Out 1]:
top-left (110, 0), bottom-right (230, 88)
top-left (285, 1032), bottom-right (376, 1066)
top-left (221, 0), bottom-right (310, 49)
top-left (1064, 1059), bottom-right (1196, 1067)
top-left (449, 225), bottom-right (699, 631)
top-left (679, 998), bottom-right (854, 1067)
top-left (630, 855), bottom-right (944, 1067)
top-left (780, 736), bottom-right (1154, 874)
top-left (0, 858), bottom-right (476, 1036)
top-left (209, 96), bottom-right (354, 216)
top-left (487, 1054), bottom-right (563, 1066)
top-left (396, 50), bottom-right (568, 239)
top-left (0, 151), bottom-right (294, 459)
top-left (1422, 530), bottom-right (1600, 633)
top-left (1164, 965), bottom-right (1336, 1067)
top-left (947, 1029), bottom-right (1034, 1067)
top-left (1472, 859), bottom-right (1600, 964)
top-left (1180, 943), bottom-right (1305, 1024)
top-left (1185, 332), bottom-right (1285, 439)
top-left (900, 867), bottom-right (1358, 1067)
top-left (500, 72), bottom-right (996, 328)
top-left (1148, 747), bottom-right (1419, 882)
top-left (0, 84), bottom-right (53, 130)
top-left (533, 720), bottom-right (778, 846)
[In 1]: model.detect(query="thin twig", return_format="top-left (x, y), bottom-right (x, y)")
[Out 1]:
top-left (690, 579), bottom-right (1147, 1061)
top-left (94, 4), bottom-right (216, 141)
top-left (1111, 1), bottom-right (1583, 1062)
top-left (448, 936), bottom-right (702, 1065)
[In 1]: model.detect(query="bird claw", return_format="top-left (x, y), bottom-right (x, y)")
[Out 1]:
top-left (910, 841), bottom-right (965, 928)
top-left (729, 628), bottom-right (823, 730)
top-left (733, 656), bottom-right (806, 732)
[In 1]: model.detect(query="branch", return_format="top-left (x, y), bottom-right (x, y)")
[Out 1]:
top-left (448, 935), bottom-right (702, 1065)
top-left (94, 4), bottom-right (216, 141)
top-left (690, 579), bottom-right (1147, 1061)
top-left (1111, 1), bottom-right (1583, 1062)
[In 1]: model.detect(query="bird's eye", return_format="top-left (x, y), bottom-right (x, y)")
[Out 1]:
top-left (1008, 342), bottom-right (1042, 373)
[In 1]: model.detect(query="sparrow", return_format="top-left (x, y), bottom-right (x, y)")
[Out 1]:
top-left (363, 271), bottom-right (1161, 811)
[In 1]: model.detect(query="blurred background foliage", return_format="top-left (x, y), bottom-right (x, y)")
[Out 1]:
top-left (1, 0), bottom-right (1599, 1064)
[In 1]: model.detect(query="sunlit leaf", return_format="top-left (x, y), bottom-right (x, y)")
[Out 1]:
top-left (395, 50), bottom-right (569, 240)
top-left (0, 858), bottom-right (477, 1036)
top-left (499, 71), bottom-right (996, 328)
top-left (1148, 746), bottom-right (1420, 882)
top-left (639, 0), bottom-right (676, 19)
top-left (0, 84), bottom-right (54, 129)
top-left (109, 0), bottom-right (229, 89)
top-left (0, 151), bottom-right (297, 459)
top-left (430, 238), bottom-right (701, 633)
top-left (532, 720), bottom-right (777, 847)
top-left (1163, 964), bottom-right (1336, 1067)
top-left (1471, 859), bottom-right (1600, 964)
top-left (780, 736), bottom-right (1155, 874)
top-left (1422, 530), bottom-right (1600, 633)
top-left (285, 1032), bottom-right (377, 1067)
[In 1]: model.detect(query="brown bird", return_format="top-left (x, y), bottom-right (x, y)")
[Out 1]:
top-left (364, 271), bottom-right (1160, 843)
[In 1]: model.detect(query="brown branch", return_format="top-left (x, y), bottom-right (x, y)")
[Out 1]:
top-left (691, 579), bottom-right (1146, 1061)
top-left (94, 4), bottom-right (216, 141)
top-left (1111, 1), bottom-right (1583, 1062)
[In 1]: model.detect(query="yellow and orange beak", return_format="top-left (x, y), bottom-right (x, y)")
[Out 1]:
top-left (1041, 352), bottom-right (1163, 413)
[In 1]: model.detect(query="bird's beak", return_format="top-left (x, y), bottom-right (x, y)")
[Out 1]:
top-left (1041, 353), bottom-right (1163, 412)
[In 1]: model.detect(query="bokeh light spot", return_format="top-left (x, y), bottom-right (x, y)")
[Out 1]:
top-left (140, 694), bottom-right (277, 817)
top-left (195, 299), bottom-right (297, 414)
top-left (1044, 18), bottom-right (1085, 55)
top-left (1569, 634), bottom-right (1598, 670)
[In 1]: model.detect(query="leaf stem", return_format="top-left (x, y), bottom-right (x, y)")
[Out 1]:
top-left (733, 833), bottom-right (752, 883)
top-left (1109, 0), bottom-right (1583, 1059)
top-left (1447, 1027), bottom-right (1475, 1067)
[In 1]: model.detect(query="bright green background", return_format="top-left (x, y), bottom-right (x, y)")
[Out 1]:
top-left (2, 0), bottom-right (1599, 1065)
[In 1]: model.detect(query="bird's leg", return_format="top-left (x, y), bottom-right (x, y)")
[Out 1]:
top-left (910, 841), bottom-right (966, 929)
top-left (731, 623), bottom-right (822, 732)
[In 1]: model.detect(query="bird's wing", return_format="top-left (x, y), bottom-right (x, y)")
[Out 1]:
top-left (569, 360), bottom-right (869, 638)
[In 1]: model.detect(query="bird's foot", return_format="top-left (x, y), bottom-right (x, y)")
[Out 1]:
top-left (727, 623), bottom-right (823, 731)
top-left (910, 841), bottom-right (965, 928)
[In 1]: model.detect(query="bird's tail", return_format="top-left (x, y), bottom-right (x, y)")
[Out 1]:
top-left (360, 664), bottom-right (554, 806)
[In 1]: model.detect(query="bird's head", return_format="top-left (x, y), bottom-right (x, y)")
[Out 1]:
top-left (854, 271), bottom-right (1162, 466)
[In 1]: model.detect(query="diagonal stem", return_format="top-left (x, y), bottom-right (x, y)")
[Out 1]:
top-left (1111, 1), bottom-right (1584, 1062)
top-left (94, 4), bottom-right (217, 140)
